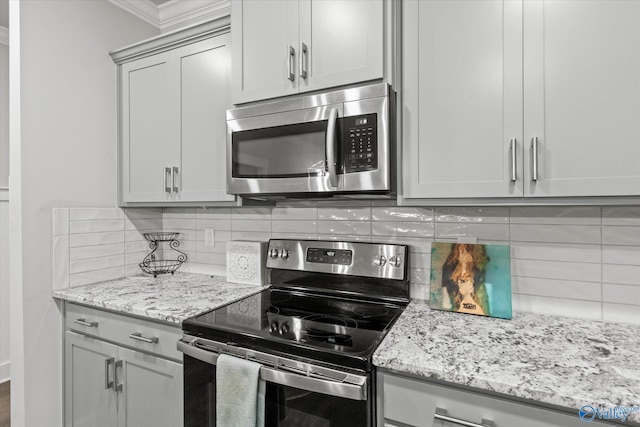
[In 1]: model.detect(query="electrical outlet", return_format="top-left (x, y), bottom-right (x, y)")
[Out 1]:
top-left (204, 229), bottom-right (215, 247)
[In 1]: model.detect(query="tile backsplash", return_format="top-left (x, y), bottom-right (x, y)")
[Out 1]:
top-left (53, 204), bottom-right (640, 325)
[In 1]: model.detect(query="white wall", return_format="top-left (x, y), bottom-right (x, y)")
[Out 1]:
top-left (0, 18), bottom-right (9, 383)
top-left (13, 1), bottom-right (157, 425)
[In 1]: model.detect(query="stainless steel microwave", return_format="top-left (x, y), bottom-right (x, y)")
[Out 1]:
top-left (226, 84), bottom-right (396, 200)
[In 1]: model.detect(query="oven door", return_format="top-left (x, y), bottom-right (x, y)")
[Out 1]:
top-left (227, 104), bottom-right (345, 196)
top-left (179, 337), bottom-right (372, 427)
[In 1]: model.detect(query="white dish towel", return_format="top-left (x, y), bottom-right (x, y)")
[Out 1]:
top-left (216, 353), bottom-right (266, 427)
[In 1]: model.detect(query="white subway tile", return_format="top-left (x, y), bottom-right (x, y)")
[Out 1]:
top-left (275, 201), bottom-right (318, 208)
top-left (70, 266), bottom-right (125, 287)
top-left (197, 252), bottom-right (226, 266)
top-left (272, 220), bottom-right (317, 234)
top-left (511, 259), bottom-right (601, 283)
top-left (602, 264), bottom-right (640, 286)
top-left (272, 207), bottom-right (317, 220)
top-left (70, 243), bottom-right (124, 261)
top-left (124, 207), bottom-right (162, 220)
top-left (231, 207), bottom-right (272, 220)
top-left (196, 229), bottom-right (231, 244)
top-left (435, 207), bottom-right (508, 224)
top-left (70, 231), bottom-right (124, 248)
top-left (436, 223), bottom-right (509, 241)
top-left (410, 268), bottom-right (429, 285)
top-left (271, 232), bottom-right (319, 240)
top-left (318, 207), bottom-right (371, 221)
top-left (232, 219), bottom-right (271, 233)
top-left (316, 200), bottom-right (371, 208)
top-left (510, 206), bottom-right (601, 225)
top-left (410, 283), bottom-right (429, 301)
top-left (196, 241), bottom-right (228, 254)
top-left (372, 221), bottom-right (434, 238)
top-left (125, 264), bottom-right (145, 277)
top-left (196, 218), bottom-right (232, 231)
top-left (512, 276), bottom-right (601, 301)
top-left (317, 234), bottom-right (372, 242)
top-left (409, 252), bottom-right (431, 270)
top-left (70, 254), bottom-right (125, 275)
top-left (510, 242), bottom-right (601, 263)
top-left (603, 245), bottom-right (640, 265)
top-left (372, 207), bottom-right (434, 222)
top-left (125, 217), bottom-right (162, 231)
top-left (512, 294), bottom-right (602, 321)
top-left (510, 224), bottom-right (600, 244)
top-left (70, 219), bottom-right (125, 234)
top-left (317, 220), bottom-right (370, 236)
top-left (197, 208), bottom-right (232, 220)
top-left (69, 208), bottom-right (124, 221)
top-left (603, 303), bottom-right (640, 324)
top-left (602, 225), bottom-right (640, 246)
top-left (232, 231), bottom-right (272, 241)
top-left (163, 207), bottom-right (197, 218)
top-left (163, 217), bottom-right (196, 230)
top-left (371, 236), bottom-right (432, 254)
top-left (125, 240), bottom-right (150, 254)
top-left (53, 208), bottom-right (70, 236)
top-left (52, 235), bottom-right (70, 290)
top-left (602, 206), bottom-right (640, 225)
top-left (603, 283), bottom-right (640, 305)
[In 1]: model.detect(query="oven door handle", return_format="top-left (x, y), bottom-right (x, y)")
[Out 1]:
top-left (326, 107), bottom-right (339, 189)
top-left (177, 339), bottom-right (367, 401)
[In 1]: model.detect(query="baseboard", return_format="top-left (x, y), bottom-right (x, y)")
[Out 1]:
top-left (0, 361), bottom-right (10, 383)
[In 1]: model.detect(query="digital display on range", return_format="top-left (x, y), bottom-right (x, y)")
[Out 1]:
top-left (306, 248), bottom-right (353, 265)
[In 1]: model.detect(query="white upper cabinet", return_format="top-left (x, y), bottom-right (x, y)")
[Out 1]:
top-left (113, 22), bottom-right (236, 205)
top-left (232, 0), bottom-right (384, 104)
top-left (524, 0), bottom-right (640, 197)
top-left (402, 0), bottom-right (523, 199)
top-left (403, 0), bottom-right (640, 201)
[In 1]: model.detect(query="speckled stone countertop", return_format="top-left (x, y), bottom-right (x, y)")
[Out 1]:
top-left (53, 273), bottom-right (267, 324)
top-left (374, 301), bottom-right (640, 423)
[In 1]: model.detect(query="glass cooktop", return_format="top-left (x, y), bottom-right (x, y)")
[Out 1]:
top-left (182, 288), bottom-right (406, 371)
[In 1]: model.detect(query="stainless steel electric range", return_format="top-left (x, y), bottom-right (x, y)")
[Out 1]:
top-left (178, 239), bottom-right (409, 427)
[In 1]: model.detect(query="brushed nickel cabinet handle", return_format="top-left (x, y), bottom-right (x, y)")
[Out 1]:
top-left (129, 332), bottom-right (159, 344)
top-left (73, 318), bottom-right (98, 328)
top-left (435, 408), bottom-right (495, 427)
top-left (172, 166), bottom-right (179, 193)
top-left (105, 357), bottom-right (115, 390)
top-left (510, 138), bottom-right (517, 182)
top-left (531, 136), bottom-right (539, 182)
top-left (164, 167), bottom-right (172, 193)
top-left (114, 360), bottom-right (123, 393)
top-left (288, 45), bottom-right (295, 82)
top-left (300, 42), bottom-right (308, 79)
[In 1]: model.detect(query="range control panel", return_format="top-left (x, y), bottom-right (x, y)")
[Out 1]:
top-left (344, 113), bottom-right (377, 173)
top-left (306, 248), bottom-right (353, 265)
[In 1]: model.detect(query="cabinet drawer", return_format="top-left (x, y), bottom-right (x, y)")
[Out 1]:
top-left (65, 303), bottom-right (182, 361)
top-left (381, 372), bottom-right (611, 427)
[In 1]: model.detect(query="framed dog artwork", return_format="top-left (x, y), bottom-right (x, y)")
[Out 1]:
top-left (429, 242), bottom-right (512, 319)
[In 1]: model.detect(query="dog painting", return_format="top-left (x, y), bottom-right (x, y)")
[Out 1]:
top-left (429, 242), bottom-right (512, 319)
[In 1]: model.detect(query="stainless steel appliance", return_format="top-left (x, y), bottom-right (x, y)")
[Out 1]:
top-left (226, 84), bottom-right (396, 200)
top-left (178, 239), bottom-right (409, 427)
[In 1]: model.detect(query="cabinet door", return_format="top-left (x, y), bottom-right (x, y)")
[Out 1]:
top-left (231, 0), bottom-right (299, 104)
top-left (177, 36), bottom-right (236, 202)
top-left (402, 0), bottom-right (523, 199)
top-left (121, 53), bottom-right (179, 202)
top-left (524, 1), bottom-right (640, 197)
top-left (117, 347), bottom-right (183, 427)
top-left (65, 331), bottom-right (118, 427)
top-left (298, 0), bottom-right (384, 93)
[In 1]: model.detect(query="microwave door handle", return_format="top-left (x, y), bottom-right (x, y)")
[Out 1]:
top-left (326, 107), bottom-right (339, 188)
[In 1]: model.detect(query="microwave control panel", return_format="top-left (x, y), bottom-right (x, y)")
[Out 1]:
top-left (344, 113), bottom-right (377, 173)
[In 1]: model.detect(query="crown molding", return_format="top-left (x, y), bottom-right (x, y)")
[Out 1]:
top-left (108, 0), bottom-right (229, 31)
top-left (0, 26), bottom-right (8, 46)
top-left (108, 0), bottom-right (161, 28)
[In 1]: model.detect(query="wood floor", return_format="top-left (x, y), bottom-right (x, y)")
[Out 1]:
top-left (0, 381), bottom-right (9, 427)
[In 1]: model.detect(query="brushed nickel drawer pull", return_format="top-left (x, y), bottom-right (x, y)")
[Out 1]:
top-left (129, 332), bottom-right (159, 344)
top-left (73, 318), bottom-right (98, 328)
top-left (105, 357), bottom-right (115, 390)
top-left (434, 407), bottom-right (495, 427)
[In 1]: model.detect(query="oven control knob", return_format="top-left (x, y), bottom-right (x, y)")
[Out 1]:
top-left (269, 321), bottom-right (279, 333)
top-left (279, 322), bottom-right (289, 335)
top-left (269, 249), bottom-right (280, 259)
top-left (389, 256), bottom-right (403, 267)
top-left (280, 249), bottom-right (290, 259)
top-left (374, 255), bottom-right (387, 267)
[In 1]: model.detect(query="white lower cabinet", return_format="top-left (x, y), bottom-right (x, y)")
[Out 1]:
top-left (378, 371), bottom-right (610, 427)
top-left (64, 304), bottom-right (183, 427)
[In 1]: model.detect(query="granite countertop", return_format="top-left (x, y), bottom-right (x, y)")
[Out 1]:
top-left (373, 301), bottom-right (640, 423)
top-left (52, 273), bottom-right (267, 324)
